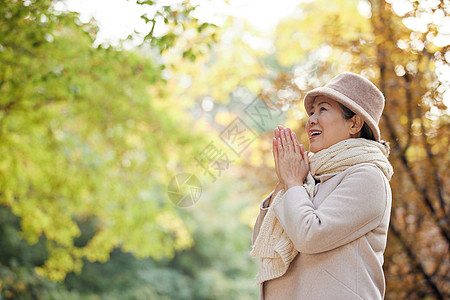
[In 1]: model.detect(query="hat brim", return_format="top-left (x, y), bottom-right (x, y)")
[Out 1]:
top-left (304, 87), bottom-right (381, 141)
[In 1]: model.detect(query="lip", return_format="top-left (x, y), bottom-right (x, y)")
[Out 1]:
top-left (308, 129), bottom-right (322, 140)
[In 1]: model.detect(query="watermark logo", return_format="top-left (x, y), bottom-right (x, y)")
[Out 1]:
top-left (219, 117), bottom-right (258, 156)
top-left (167, 173), bottom-right (202, 207)
top-left (244, 97), bottom-right (283, 131)
top-left (169, 95), bottom-right (286, 206)
top-left (194, 141), bottom-right (234, 182)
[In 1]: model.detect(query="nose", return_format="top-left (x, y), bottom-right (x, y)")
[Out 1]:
top-left (307, 114), bottom-right (317, 126)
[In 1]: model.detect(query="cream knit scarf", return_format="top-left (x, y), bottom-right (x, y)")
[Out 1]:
top-left (250, 138), bottom-right (393, 284)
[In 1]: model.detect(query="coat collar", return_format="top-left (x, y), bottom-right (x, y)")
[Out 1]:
top-left (314, 163), bottom-right (379, 183)
top-left (315, 172), bottom-right (339, 183)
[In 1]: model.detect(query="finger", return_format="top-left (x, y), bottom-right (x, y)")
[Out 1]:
top-left (287, 128), bottom-right (295, 148)
top-left (273, 137), bottom-right (281, 167)
top-left (273, 137), bottom-right (276, 155)
top-left (278, 125), bottom-right (285, 137)
top-left (273, 137), bottom-right (278, 160)
top-left (274, 139), bottom-right (280, 171)
top-left (300, 144), bottom-right (304, 157)
top-left (274, 128), bottom-right (280, 140)
top-left (273, 141), bottom-right (281, 181)
top-left (277, 137), bottom-right (283, 154)
top-left (292, 132), bottom-right (300, 154)
top-left (287, 128), bottom-right (294, 153)
top-left (282, 129), bottom-right (293, 153)
top-left (304, 150), bottom-right (309, 162)
top-left (277, 126), bottom-right (283, 139)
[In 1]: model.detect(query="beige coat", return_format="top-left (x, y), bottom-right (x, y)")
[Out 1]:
top-left (252, 163), bottom-right (392, 300)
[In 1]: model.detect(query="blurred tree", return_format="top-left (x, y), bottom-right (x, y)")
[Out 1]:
top-left (166, 0), bottom-right (449, 298)
top-left (259, 0), bottom-right (450, 298)
top-left (63, 175), bottom-right (258, 299)
top-left (0, 206), bottom-right (83, 299)
top-left (135, 0), bottom-right (218, 59)
top-left (369, 1), bottom-right (449, 298)
top-left (2, 0), bottom-right (449, 298)
top-left (0, 0), bottom-right (210, 289)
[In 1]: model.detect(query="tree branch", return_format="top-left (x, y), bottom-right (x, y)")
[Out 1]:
top-left (389, 221), bottom-right (444, 300)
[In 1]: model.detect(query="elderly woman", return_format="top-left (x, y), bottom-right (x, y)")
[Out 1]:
top-left (251, 72), bottom-right (393, 300)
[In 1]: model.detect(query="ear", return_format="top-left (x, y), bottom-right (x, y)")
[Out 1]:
top-left (349, 115), bottom-right (364, 137)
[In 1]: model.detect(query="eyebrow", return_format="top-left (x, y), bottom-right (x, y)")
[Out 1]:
top-left (311, 101), bottom-right (331, 109)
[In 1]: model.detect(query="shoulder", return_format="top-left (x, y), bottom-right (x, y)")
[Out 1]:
top-left (339, 163), bottom-right (391, 205)
top-left (326, 163), bottom-right (390, 196)
top-left (343, 163), bottom-right (387, 182)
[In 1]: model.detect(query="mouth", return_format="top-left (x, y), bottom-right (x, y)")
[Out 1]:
top-left (309, 130), bottom-right (322, 139)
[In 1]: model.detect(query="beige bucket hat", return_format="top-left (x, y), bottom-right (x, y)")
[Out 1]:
top-left (303, 72), bottom-right (385, 141)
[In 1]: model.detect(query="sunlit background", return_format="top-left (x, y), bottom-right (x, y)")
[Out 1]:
top-left (1, 0), bottom-right (448, 299)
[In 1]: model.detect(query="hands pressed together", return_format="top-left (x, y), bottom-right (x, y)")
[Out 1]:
top-left (272, 125), bottom-right (310, 192)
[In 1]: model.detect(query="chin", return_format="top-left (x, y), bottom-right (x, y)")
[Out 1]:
top-left (309, 145), bottom-right (321, 153)
top-left (309, 142), bottom-right (329, 153)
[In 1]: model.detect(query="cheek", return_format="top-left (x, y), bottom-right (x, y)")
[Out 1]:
top-left (327, 121), bottom-right (351, 140)
top-left (323, 116), bottom-right (346, 136)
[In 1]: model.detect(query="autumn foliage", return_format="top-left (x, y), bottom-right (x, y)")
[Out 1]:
top-left (0, 0), bottom-right (448, 299)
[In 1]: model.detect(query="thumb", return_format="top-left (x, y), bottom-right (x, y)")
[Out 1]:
top-left (304, 151), bottom-right (309, 162)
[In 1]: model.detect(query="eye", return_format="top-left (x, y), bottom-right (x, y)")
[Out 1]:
top-left (320, 107), bottom-right (327, 111)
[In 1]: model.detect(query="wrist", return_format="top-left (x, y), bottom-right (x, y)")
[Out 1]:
top-left (269, 182), bottom-right (284, 206)
top-left (285, 181), bottom-right (303, 190)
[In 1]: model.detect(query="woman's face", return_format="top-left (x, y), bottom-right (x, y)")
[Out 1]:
top-left (305, 96), bottom-right (355, 153)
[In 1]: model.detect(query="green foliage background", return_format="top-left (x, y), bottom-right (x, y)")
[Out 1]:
top-left (1, 0), bottom-right (448, 299)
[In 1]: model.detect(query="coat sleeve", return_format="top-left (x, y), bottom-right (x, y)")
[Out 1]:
top-left (251, 191), bottom-right (274, 246)
top-left (272, 164), bottom-right (389, 254)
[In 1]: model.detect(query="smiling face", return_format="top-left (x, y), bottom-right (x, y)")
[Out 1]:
top-left (306, 96), bottom-right (357, 153)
